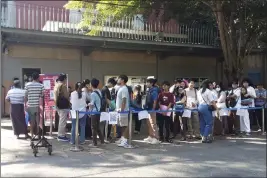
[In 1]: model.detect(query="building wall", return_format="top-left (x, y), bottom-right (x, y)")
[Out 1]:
top-left (2, 44), bottom-right (217, 115)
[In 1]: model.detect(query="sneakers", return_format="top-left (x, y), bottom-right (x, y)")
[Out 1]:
top-left (117, 138), bottom-right (131, 148)
top-left (245, 132), bottom-right (251, 136)
top-left (80, 141), bottom-right (86, 145)
top-left (257, 128), bottom-right (262, 132)
top-left (115, 138), bottom-right (122, 144)
top-left (144, 136), bottom-right (153, 143)
top-left (57, 136), bottom-right (70, 142)
top-left (150, 138), bottom-right (161, 145)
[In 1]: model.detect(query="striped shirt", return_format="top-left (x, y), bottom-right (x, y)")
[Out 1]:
top-left (5, 88), bottom-right (26, 104)
top-left (25, 82), bottom-right (44, 107)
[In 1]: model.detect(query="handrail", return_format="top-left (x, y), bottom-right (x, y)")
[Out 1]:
top-left (1, 3), bottom-right (220, 47)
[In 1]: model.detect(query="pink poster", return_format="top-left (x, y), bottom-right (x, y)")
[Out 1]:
top-left (39, 74), bottom-right (58, 126)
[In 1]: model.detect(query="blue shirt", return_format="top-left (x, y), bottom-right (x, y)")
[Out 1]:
top-left (90, 89), bottom-right (102, 113)
top-left (255, 88), bottom-right (267, 107)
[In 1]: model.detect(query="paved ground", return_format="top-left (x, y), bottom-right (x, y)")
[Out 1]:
top-left (1, 118), bottom-right (266, 177)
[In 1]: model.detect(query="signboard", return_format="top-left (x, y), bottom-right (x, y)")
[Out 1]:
top-left (39, 74), bottom-right (58, 126)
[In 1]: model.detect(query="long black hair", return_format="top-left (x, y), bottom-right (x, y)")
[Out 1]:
top-left (200, 79), bottom-right (212, 93)
top-left (75, 82), bottom-right (83, 99)
top-left (82, 79), bottom-right (90, 88)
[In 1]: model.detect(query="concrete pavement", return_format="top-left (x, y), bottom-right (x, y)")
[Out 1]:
top-left (1, 118), bottom-right (266, 177)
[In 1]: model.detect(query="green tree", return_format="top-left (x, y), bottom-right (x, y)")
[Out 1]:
top-left (65, 0), bottom-right (267, 81)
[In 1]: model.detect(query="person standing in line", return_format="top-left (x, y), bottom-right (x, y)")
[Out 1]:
top-left (88, 78), bottom-right (105, 147)
top-left (197, 79), bottom-right (217, 143)
top-left (173, 86), bottom-right (186, 140)
top-left (70, 82), bottom-right (87, 145)
top-left (133, 85), bottom-right (143, 134)
top-left (240, 87), bottom-right (252, 135)
top-left (25, 73), bottom-right (44, 139)
top-left (82, 79), bottom-right (92, 140)
top-left (54, 73), bottom-right (70, 142)
top-left (115, 75), bottom-right (132, 148)
top-left (216, 84), bottom-right (229, 135)
top-left (184, 79), bottom-right (201, 140)
top-left (143, 77), bottom-right (161, 144)
top-left (101, 77), bottom-right (117, 140)
top-left (255, 83), bottom-right (267, 132)
top-left (227, 79), bottom-right (241, 136)
top-left (6, 79), bottom-right (30, 139)
top-left (157, 81), bottom-right (175, 143)
top-left (242, 78), bottom-right (256, 129)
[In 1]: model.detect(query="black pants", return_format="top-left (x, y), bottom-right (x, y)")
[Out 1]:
top-left (55, 111), bottom-right (59, 131)
top-left (255, 107), bottom-right (267, 131)
top-left (157, 114), bottom-right (171, 140)
top-left (85, 115), bottom-right (92, 139)
top-left (91, 114), bottom-right (104, 145)
top-left (172, 112), bottom-right (182, 137)
top-left (228, 111), bottom-right (240, 134)
top-left (133, 113), bottom-right (142, 132)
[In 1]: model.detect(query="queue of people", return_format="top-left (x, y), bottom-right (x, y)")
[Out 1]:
top-left (5, 73), bottom-right (267, 149)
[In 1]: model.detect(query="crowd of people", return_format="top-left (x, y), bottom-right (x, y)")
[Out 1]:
top-left (5, 73), bottom-right (267, 149)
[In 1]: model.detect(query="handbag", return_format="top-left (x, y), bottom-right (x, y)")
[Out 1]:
top-left (56, 85), bottom-right (70, 109)
top-left (201, 93), bottom-right (216, 111)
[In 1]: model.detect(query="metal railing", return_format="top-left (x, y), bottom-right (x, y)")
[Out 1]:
top-left (1, 3), bottom-right (220, 47)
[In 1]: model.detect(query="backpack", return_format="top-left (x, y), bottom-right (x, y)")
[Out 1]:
top-left (93, 91), bottom-right (106, 112)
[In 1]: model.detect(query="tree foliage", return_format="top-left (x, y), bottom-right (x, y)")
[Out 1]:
top-left (65, 0), bottom-right (267, 81)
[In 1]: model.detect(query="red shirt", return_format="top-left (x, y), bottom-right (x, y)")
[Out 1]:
top-left (158, 92), bottom-right (175, 106)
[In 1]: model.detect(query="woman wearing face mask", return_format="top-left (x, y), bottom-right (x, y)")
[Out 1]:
top-left (227, 79), bottom-right (241, 135)
top-left (215, 83), bottom-right (229, 135)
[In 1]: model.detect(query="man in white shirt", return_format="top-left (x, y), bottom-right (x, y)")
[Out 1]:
top-left (184, 80), bottom-right (201, 139)
top-left (242, 78), bottom-right (257, 129)
top-left (115, 75), bottom-right (131, 148)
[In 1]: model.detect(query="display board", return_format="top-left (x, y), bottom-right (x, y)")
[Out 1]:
top-left (39, 74), bottom-right (58, 126)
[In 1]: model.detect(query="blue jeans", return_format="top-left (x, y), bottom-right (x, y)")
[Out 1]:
top-left (198, 104), bottom-right (213, 137)
top-left (71, 115), bottom-right (86, 144)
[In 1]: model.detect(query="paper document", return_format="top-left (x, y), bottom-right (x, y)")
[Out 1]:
top-left (138, 110), bottom-right (149, 120)
top-left (182, 109), bottom-right (191, 118)
top-left (109, 112), bottom-right (118, 125)
top-left (159, 105), bottom-right (172, 116)
top-left (100, 112), bottom-right (110, 122)
top-left (70, 110), bottom-right (76, 119)
top-left (43, 80), bottom-right (51, 89)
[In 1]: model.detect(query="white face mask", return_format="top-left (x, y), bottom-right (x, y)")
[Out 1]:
top-left (216, 88), bottom-right (220, 92)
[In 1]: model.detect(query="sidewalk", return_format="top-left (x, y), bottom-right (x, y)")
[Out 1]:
top-left (1, 118), bottom-right (266, 177)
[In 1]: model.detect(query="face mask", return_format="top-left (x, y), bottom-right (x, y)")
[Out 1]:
top-left (216, 88), bottom-right (220, 92)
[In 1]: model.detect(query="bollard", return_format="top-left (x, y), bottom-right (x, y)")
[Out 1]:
top-left (70, 110), bottom-right (83, 152)
top-left (128, 110), bottom-right (134, 148)
top-left (49, 107), bottom-right (53, 136)
top-left (262, 107), bottom-right (265, 135)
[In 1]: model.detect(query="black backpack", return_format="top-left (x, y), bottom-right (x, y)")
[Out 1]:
top-left (93, 91), bottom-right (106, 112)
